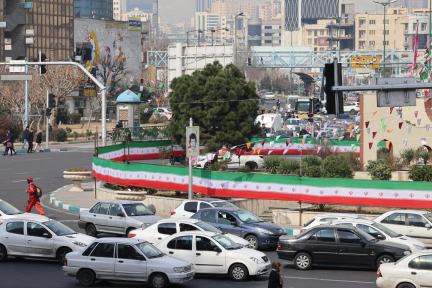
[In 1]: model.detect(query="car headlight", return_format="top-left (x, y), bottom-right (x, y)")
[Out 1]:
top-left (250, 257), bottom-right (263, 264)
top-left (173, 267), bottom-right (185, 273)
top-left (141, 223), bottom-right (151, 228)
top-left (256, 227), bottom-right (273, 235)
top-left (404, 250), bottom-right (411, 256)
top-left (413, 244), bottom-right (425, 250)
top-left (70, 240), bottom-right (87, 247)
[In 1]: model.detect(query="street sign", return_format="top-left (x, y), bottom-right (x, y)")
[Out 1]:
top-left (347, 68), bottom-right (352, 73)
top-left (83, 89), bottom-right (96, 97)
top-left (373, 74), bottom-right (379, 78)
top-left (186, 126), bottom-right (200, 157)
top-left (369, 56), bottom-right (380, 68)
top-left (8, 60), bottom-right (26, 73)
top-left (1, 74), bottom-right (33, 81)
top-left (351, 57), bottom-right (367, 68)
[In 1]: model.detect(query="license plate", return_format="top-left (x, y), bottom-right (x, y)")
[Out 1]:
top-left (187, 272), bottom-right (194, 278)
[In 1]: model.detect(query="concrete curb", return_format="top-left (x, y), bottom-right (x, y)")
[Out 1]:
top-left (49, 185), bottom-right (86, 213)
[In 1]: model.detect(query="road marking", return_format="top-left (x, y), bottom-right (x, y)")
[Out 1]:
top-left (0, 168), bottom-right (12, 171)
top-left (10, 158), bottom-right (54, 162)
top-left (282, 276), bottom-right (374, 284)
top-left (15, 172), bottom-right (31, 174)
top-left (12, 178), bottom-right (41, 183)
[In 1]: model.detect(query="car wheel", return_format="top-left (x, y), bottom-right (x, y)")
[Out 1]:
top-left (204, 162), bottom-right (211, 170)
top-left (376, 255), bottom-right (395, 267)
top-left (169, 157), bottom-right (175, 165)
top-left (350, 109), bottom-right (356, 115)
top-left (245, 235), bottom-right (259, 250)
top-left (150, 273), bottom-right (168, 288)
top-left (78, 269), bottom-right (96, 287)
top-left (397, 283), bottom-right (416, 288)
top-left (294, 252), bottom-right (312, 270)
top-left (229, 264), bottom-right (249, 281)
top-left (85, 223), bottom-right (97, 237)
top-left (0, 244), bottom-right (7, 262)
top-left (56, 247), bottom-right (72, 264)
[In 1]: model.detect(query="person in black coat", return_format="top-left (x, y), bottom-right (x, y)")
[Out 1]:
top-left (27, 128), bottom-right (34, 153)
top-left (268, 262), bottom-right (283, 288)
top-left (4, 131), bottom-right (16, 156)
top-left (22, 126), bottom-right (29, 149)
top-left (33, 130), bottom-right (45, 152)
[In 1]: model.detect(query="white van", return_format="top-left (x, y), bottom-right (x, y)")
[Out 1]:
top-left (255, 113), bottom-right (283, 137)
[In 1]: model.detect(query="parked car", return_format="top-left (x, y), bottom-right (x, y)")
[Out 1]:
top-left (300, 213), bottom-right (365, 233)
top-left (128, 218), bottom-right (250, 247)
top-left (156, 231), bottom-right (271, 281)
top-left (331, 219), bottom-right (426, 251)
top-left (63, 238), bottom-right (194, 288)
top-left (154, 108), bottom-right (172, 120)
top-left (264, 92), bottom-right (276, 100)
top-left (0, 218), bottom-right (94, 264)
top-left (376, 250), bottom-right (432, 288)
top-left (191, 207), bottom-right (286, 250)
top-left (258, 90), bottom-right (267, 97)
top-left (277, 225), bottom-right (411, 270)
top-left (374, 210), bottom-right (432, 248)
top-left (343, 102), bottom-right (360, 115)
top-left (274, 130), bottom-right (294, 138)
top-left (0, 199), bottom-right (49, 223)
top-left (79, 200), bottom-right (163, 237)
top-left (170, 199), bottom-right (239, 219)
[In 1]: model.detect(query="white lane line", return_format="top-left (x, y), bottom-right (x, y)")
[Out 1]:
top-left (10, 158), bottom-right (54, 162)
top-left (58, 220), bottom-right (79, 223)
top-left (12, 178), bottom-right (41, 183)
top-left (282, 276), bottom-right (375, 284)
top-left (16, 172), bottom-right (31, 174)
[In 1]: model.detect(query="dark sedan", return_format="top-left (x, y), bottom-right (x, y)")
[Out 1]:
top-left (277, 225), bottom-right (411, 270)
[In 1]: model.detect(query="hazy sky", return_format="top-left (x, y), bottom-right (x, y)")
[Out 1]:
top-left (128, 0), bottom-right (384, 24)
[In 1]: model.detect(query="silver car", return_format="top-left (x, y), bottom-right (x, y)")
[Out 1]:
top-left (78, 200), bottom-right (163, 237)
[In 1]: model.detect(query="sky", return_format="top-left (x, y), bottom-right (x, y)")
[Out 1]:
top-left (127, 0), bottom-right (384, 24)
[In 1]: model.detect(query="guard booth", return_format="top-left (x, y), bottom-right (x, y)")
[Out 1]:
top-left (116, 90), bottom-right (141, 128)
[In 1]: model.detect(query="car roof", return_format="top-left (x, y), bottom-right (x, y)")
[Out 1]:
top-left (96, 200), bottom-right (144, 204)
top-left (2, 216), bottom-right (50, 222)
top-left (315, 213), bottom-right (360, 219)
top-left (198, 207), bottom-right (241, 212)
top-left (158, 218), bottom-right (200, 224)
top-left (383, 210), bottom-right (428, 215)
top-left (92, 238), bottom-right (149, 244)
top-left (312, 225), bottom-right (355, 230)
top-left (331, 219), bottom-right (374, 225)
top-left (175, 231), bottom-right (218, 236)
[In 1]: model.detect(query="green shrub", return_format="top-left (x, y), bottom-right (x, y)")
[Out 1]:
top-left (66, 167), bottom-right (89, 172)
top-left (73, 131), bottom-right (79, 139)
top-left (423, 165), bottom-right (432, 181)
top-left (263, 156), bottom-right (283, 174)
top-left (321, 155), bottom-right (354, 179)
top-left (303, 155), bottom-right (322, 167)
top-left (401, 148), bottom-right (416, 166)
top-left (69, 113), bottom-right (82, 124)
top-left (409, 165), bottom-right (426, 181)
top-left (245, 161), bottom-right (258, 171)
top-left (140, 103), bottom-right (154, 124)
top-left (51, 128), bottom-right (68, 142)
top-left (65, 127), bottom-right (72, 134)
top-left (209, 161), bottom-right (228, 171)
top-left (304, 165), bottom-right (321, 177)
top-left (278, 159), bottom-right (300, 175)
top-left (418, 151), bottom-right (431, 165)
top-left (365, 159), bottom-right (392, 180)
top-left (377, 147), bottom-right (390, 161)
top-left (340, 152), bottom-right (363, 171)
top-left (237, 166), bottom-right (251, 173)
top-left (85, 129), bottom-right (93, 139)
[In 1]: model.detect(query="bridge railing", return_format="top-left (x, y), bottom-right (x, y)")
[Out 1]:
top-left (112, 126), bottom-right (170, 144)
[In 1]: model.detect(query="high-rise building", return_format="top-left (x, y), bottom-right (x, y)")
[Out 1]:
top-left (195, 12), bottom-right (219, 40)
top-left (401, 9), bottom-right (431, 50)
top-left (211, 0), bottom-right (259, 20)
top-left (260, 0), bottom-right (282, 21)
top-left (75, 0), bottom-right (113, 20)
top-left (389, 0), bottom-right (428, 11)
top-left (195, 0), bottom-right (214, 13)
top-left (0, 0), bottom-right (74, 62)
top-left (113, 0), bottom-right (127, 20)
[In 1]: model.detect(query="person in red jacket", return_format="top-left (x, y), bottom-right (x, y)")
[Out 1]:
top-left (26, 177), bottom-right (45, 215)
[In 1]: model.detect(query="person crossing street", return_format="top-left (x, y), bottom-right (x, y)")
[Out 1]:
top-left (33, 130), bottom-right (45, 152)
top-left (25, 177), bottom-right (45, 215)
top-left (27, 128), bottom-right (34, 153)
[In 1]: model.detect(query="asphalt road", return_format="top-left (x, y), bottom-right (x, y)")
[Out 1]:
top-left (0, 151), bottom-right (378, 288)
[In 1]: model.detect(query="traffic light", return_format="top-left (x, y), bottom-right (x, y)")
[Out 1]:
top-left (309, 98), bottom-right (320, 114)
top-left (49, 125), bottom-right (52, 133)
top-left (46, 108), bottom-right (51, 117)
top-left (323, 63), bottom-right (344, 115)
top-left (48, 94), bottom-right (56, 108)
top-left (247, 58), bottom-right (252, 66)
top-left (40, 53), bottom-right (47, 74)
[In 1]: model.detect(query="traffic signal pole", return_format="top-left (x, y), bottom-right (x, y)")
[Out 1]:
top-left (46, 90), bottom-right (49, 150)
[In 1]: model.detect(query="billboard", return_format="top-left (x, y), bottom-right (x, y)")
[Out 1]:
top-left (186, 127), bottom-right (200, 157)
top-left (128, 17), bottom-right (142, 31)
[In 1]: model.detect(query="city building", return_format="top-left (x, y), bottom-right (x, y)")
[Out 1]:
top-left (402, 9), bottom-right (431, 50)
top-left (195, 12), bottom-right (219, 40)
top-left (211, 0), bottom-right (259, 20)
top-left (259, 0), bottom-right (282, 21)
top-left (390, 0), bottom-right (428, 11)
top-left (113, 0), bottom-right (127, 21)
top-left (195, 0), bottom-right (215, 13)
top-left (121, 7), bottom-right (152, 22)
top-left (302, 19), bottom-right (331, 51)
top-left (261, 20), bottom-right (282, 46)
top-left (354, 8), bottom-right (408, 51)
top-left (1, 0), bottom-right (74, 62)
top-left (75, 0), bottom-right (113, 20)
top-left (326, 3), bottom-right (355, 51)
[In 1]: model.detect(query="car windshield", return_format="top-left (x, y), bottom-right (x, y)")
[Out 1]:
top-left (355, 228), bottom-right (376, 242)
top-left (372, 222), bottom-right (400, 238)
top-left (424, 213), bottom-right (432, 223)
top-left (122, 203), bottom-right (154, 216)
top-left (212, 234), bottom-right (240, 250)
top-left (211, 201), bottom-right (238, 209)
top-left (285, 119), bottom-right (300, 125)
top-left (43, 220), bottom-right (76, 236)
top-left (195, 221), bottom-right (222, 233)
top-left (0, 201), bottom-right (21, 215)
top-left (136, 242), bottom-right (164, 258)
top-left (232, 210), bottom-right (264, 224)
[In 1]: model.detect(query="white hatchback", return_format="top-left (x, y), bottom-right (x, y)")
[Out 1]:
top-left (0, 218), bottom-right (95, 264)
top-left (331, 219), bottom-right (426, 251)
top-left (170, 199), bottom-right (239, 219)
top-left (63, 238), bottom-right (194, 288)
top-left (300, 213), bottom-right (364, 233)
top-left (377, 250), bottom-right (432, 288)
top-left (156, 231), bottom-right (271, 281)
top-left (0, 199), bottom-right (49, 223)
top-left (128, 218), bottom-right (250, 247)
top-left (264, 92), bottom-right (276, 100)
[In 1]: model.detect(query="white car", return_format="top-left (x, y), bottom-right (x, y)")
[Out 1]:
top-left (343, 102), bottom-right (360, 115)
top-left (156, 231), bottom-right (271, 281)
top-left (264, 92), bottom-right (275, 100)
top-left (170, 198), bottom-right (239, 219)
top-left (0, 218), bottom-right (95, 264)
top-left (300, 213), bottom-right (365, 233)
top-left (128, 218), bottom-right (250, 247)
top-left (63, 238), bottom-right (194, 288)
top-left (331, 219), bottom-right (426, 251)
top-left (156, 108), bottom-right (172, 120)
top-left (374, 210), bottom-right (432, 248)
top-left (0, 199), bottom-right (49, 222)
top-left (376, 250), bottom-right (432, 288)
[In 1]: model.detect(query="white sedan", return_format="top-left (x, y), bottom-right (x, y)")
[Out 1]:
top-left (377, 250), bottom-right (432, 288)
top-left (0, 218), bottom-right (95, 264)
top-left (128, 218), bottom-right (250, 247)
top-left (0, 199), bottom-right (49, 222)
top-left (156, 231), bottom-right (271, 281)
top-left (264, 92), bottom-right (276, 100)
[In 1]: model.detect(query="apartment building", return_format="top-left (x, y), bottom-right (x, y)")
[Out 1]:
top-left (211, 0), bottom-right (258, 20)
top-left (113, 0), bottom-right (127, 21)
top-left (75, 0), bottom-right (113, 20)
top-left (302, 20), bottom-right (330, 51)
top-left (195, 12), bottom-right (219, 40)
top-left (121, 7), bottom-right (152, 22)
top-left (259, 0), bottom-right (281, 21)
top-left (402, 9), bottom-right (431, 50)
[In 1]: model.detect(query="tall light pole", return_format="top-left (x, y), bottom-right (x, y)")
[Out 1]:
top-left (210, 28), bottom-right (229, 45)
top-left (234, 12), bottom-right (244, 66)
top-left (331, 16), bottom-right (347, 62)
top-left (374, 0), bottom-right (396, 77)
top-left (288, 29), bottom-right (297, 95)
top-left (186, 29), bottom-right (204, 46)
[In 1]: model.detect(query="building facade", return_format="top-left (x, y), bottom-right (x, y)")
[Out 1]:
top-left (261, 20), bottom-right (281, 46)
top-left (121, 7), bottom-right (152, 22)
top-left (195, 12), bottom-right (219, 40)
top-left (389, 0), bottom-right (428, 11)
top-left (113, 0), bottom-right (127, 20)
top-left (74, 0), bottom-right (113, 20)
top-left (195, 0), bottom-right (214, 13)
top-left (211, 0), bottom-right (259, 20)
top-left (402, 11), bottom-right (431, 50)
top-left (302, 19), bottom-right (330, 51)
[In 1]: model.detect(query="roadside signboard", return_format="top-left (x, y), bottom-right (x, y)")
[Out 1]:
top-left (369, 56), bottom-right (380, 68)
top-left (351, 57), bottom-right (367, 68)
top-left (186, 126), bottom-right (200, 157)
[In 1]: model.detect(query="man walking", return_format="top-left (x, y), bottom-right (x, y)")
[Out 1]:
top-left (22, 126), bottom-right (29, 149)
top-left (33, 130), bottom-right (45, 152)
top-left (27, 128), bottom-right (34, 153)
top-left (25, 177), bottom-right (45, 215)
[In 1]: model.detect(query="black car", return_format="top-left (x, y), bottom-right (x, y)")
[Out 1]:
top-left (277, 225), bottom-right (410, 270)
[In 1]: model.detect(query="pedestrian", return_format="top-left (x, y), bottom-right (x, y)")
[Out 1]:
top-left (268, 262), bottom-right (283, 288)
top-left (22, 126), bottom-right (29, 149)
top-left (27, 128), bottom-right (34, 153)
top-left (3, 132), bottom-right (9, 156)
top-left (115, 121), bottom-right (123, 129)
top-left (277, 99), bottom-right (281, 110)
top-left (5, 130), bottom-right (16, 156)
top-left (25, 177), bottom-right (45, 215)
top-left (260, 124), bottom-right (267, 137)
top-left (33, 130), bottom-right (45, 152)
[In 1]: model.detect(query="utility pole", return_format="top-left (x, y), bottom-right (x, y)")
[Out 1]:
top-left (188, 117), bottom-right (193, 200)
top-left (430, 0), bottom-right (431, 73)
top-left (46, 90), bottom-right (49, 150)
top-left (290, 29), bottom-right (294, 95)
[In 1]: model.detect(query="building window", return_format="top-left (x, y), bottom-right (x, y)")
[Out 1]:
top-left (308, 39), bottom-right (312, 44)
top-left (264, 26), bottom-right (272, 29)
top-left (384, 41), bottom-right (389, 45)
top-left (384, 30), bottom-right (389, 35)
top-left (264, 40), bottom-right (272, 43)
top-left (369, 20), bottom-right (375, 25)
top-left (421, 23), bottom-right (427, 31)
top-left (308, 30), bottom-right (312, 36)
top-left (369, 41), bottom-right (375, 46)
top-left (359, 41), bottom-right (366, 48)
top-left (383, 19), bottom-right (389, 24)
top-left (413, 23), bottom-right (417, 31)
top-left (359, 19), bottom-right (366, 26)
top-left (320, 30), bottom-right (324, 35)
top-left (369, 30), bottom-right (375, 35)
top-left (264, 33), bottom-right (272, 36)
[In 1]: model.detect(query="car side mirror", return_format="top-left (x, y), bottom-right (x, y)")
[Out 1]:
top-left (43, 233), bottom-right (52, 238)
top-left (214, 247), bottom-right (222, 253)
top-left (117, 213), bottom-right (125, 217)
top-left (377, 234), bottom-right (385, 240)
top-left (135, 255), bottom-right (146, 261)
top-left (426, 224), bottom-right (431, 228)
top-left (231, 221), bottom-right (237, 226)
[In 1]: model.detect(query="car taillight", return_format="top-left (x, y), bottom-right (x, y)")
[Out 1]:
top-left (356, 105), bottom-right (360, 107)
top-left (377, 268), bottom-right (382, 278)
top-left (78, 214), bottom-right (80, 220)
top-left (300, 229), bottom-right (306, 233)
top-left (277, 243), bottom-right (281, 249)
top-left (64, 258), bottom-right (67, 266)
top-left (167, 112), bottom-right (172, 115)
top-left (128, 233), bottom-right (136, 238)
top-left (171, 211), bottom-right (176, 215)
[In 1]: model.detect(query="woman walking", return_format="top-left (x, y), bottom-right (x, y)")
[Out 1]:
top-left (33, 130), bottom-right (45, 152)
top-left (4, 130), bottom-right (16, 156)
top-left (268, 262), bottom-right (283, 288)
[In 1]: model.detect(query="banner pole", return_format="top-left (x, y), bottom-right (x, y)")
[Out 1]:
top-left (188, 118), bottom-right (193, 200)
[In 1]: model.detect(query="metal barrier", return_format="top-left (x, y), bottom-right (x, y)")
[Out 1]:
top-left (112, 126), bottom-right (170, 144)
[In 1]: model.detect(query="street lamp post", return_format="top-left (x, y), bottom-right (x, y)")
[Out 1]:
top-left (234, 12), bottom-right (244, 66)
top-left (331, 16), bottom-right (347, 62)
top-left (210, 28), bottom-right (229, 45)
top-left (374, 0), bottom-right (396, 77)
top-left (186, 29), bottom-right (203, 46)
top-left (288, 29), bottom-right (296, 95)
